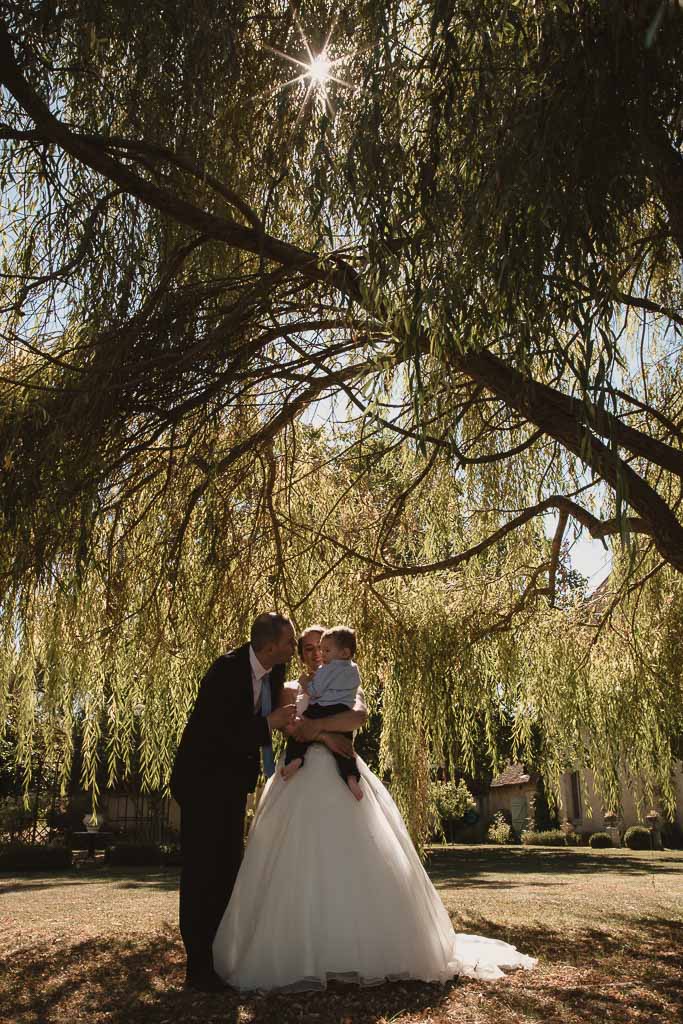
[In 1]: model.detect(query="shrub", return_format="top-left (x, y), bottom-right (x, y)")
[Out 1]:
top-left (520, 829), bottom-right (567, 847)
top-left (488, 811), bottom-right (513, 844)
top-left (107, 842), bottom-right (163, 866)
top-left (623, 826), bottom-right (652, 850)
top-left (0, 841), bottom-right (72, 870)
top-left (589, 832), bottom-right (613, 849)
top-left (429, 779), bottom-right (477, 841)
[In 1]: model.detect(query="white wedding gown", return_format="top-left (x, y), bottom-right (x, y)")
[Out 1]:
top-left (213, 691), bottom-right (536, 992)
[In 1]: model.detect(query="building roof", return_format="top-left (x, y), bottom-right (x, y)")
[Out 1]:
top-left (490, 763), bottom-right (532, 788)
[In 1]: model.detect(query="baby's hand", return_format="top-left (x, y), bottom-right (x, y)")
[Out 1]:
top-left (298, 670), bottom-right (312, 694)
top-left (267, 704), bottom-right (296, 731)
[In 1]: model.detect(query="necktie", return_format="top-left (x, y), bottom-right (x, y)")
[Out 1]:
top-left (260, 673), bottom-right (276, 778)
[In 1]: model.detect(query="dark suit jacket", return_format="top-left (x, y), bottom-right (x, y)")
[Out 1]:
top-left (170, 644), bottom-right (286, 802)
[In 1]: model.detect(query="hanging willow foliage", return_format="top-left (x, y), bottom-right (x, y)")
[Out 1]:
top-left (1, 2), bottom-right (683, 841)
top-left (2, 419), bottom-right (682, 840)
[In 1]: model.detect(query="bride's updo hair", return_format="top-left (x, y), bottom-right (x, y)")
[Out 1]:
top-left (322, 626), bottom-right (357, 657)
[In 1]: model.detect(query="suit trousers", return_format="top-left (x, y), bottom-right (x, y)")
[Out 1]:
top-left (178, 783), bottom-right (248, 979)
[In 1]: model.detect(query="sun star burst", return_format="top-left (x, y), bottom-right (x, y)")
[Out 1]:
top-left (308, 52), bottom-right (332, 85)
top-left (263, 16), bottom-right (354, 121)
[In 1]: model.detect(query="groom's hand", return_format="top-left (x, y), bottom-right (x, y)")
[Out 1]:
top-left (267, 705), bottom-right (296, 732)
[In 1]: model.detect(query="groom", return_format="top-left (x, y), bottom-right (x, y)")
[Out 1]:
top-left (170, 612), bottom-right (297, 991)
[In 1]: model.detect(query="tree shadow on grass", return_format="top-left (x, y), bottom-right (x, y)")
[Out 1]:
top-left (0, 928), bottom-right (460, 1024)
top-left (3, 914), bottom-right (681, 1024)
top-left (5, 916), bottom-right (681, 1024)
top-left (108, 871), bottom-right (179, 892)
top-left (433, 877), bottom-right (570, 892)
top-left (425, 845), bottom-right (683, 883)
top-left (0, 879), bottom-right (79, 895)
top-left (452, 911), bottom-right (683, 1024)
top-left (0, 867), bottom-right (180, 896)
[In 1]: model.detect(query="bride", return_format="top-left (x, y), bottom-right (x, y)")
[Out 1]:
top-left (212, 627), bottom-right (537, 992)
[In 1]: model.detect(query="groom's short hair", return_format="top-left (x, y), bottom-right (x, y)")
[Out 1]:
top-left (250, 612), bottom-right (292, 651)
top-left (297, 624), bottom-right (326, 658)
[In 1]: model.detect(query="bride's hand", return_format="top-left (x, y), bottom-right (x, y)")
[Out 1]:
top-left (319, 732), bottom-right (354, 759)
top-left (287, 717), bottom-right (322, 742)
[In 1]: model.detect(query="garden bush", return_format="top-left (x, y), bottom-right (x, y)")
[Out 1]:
top-left (107, 842), bottom-right (163, 866)
top-left (487, 811), bottom-right (513, 844)
top-left (429, 779), bottom-right (476, 841)
top-left (589, 832), bottom-right (613, 848)
top-left (0, 841), bottom-right (72, 870)
top-left (623, 826), bottom-right (652, 850)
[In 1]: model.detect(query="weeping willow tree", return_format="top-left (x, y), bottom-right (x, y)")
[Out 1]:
top-left (1, 1), bottom-right (683, 838)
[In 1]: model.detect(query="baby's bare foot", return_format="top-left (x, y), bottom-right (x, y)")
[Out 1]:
top-left (347, 777), bottom-right (363, 801)
top-left (280, 758), bottom-right (302, 781)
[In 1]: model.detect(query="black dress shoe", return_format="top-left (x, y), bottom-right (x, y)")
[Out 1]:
top-left (184, 971), bottom-right (230, 993)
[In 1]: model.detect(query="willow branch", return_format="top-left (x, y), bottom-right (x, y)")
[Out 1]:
top-left (451, 428), bottom-right (544, 466)
top-left (371, 496), bottom-right (651, 582)
top-left (547, 509), bottom-right (568, 608)
top-left (456, 349), bottom-right (683, 570)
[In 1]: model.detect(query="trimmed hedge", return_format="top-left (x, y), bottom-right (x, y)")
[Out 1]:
top-left (0, 842), bottom-right (72, 870)
top-left (521, 829), bottom-right (567, 846)
top-left (623, 825), bottom-right (652, 850)
top-left (588, 832), bottom-right (613, 849)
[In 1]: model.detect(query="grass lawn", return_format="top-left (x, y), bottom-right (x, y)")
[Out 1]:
top-left (1, 844), bottom-right (681, 1024)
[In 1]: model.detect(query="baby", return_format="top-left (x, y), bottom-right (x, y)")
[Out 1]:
top-left (281, 625), bottom-right (363, 801)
